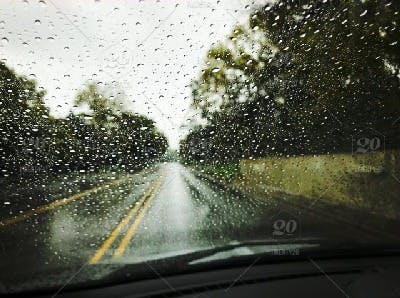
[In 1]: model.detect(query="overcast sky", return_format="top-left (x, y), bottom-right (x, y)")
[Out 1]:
top-left (0, 0), bottom-right (266, 149)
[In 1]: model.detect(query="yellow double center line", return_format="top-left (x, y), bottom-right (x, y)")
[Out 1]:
top-left (89, 175), bottom-right (165, 264)
top-left (0, 175), bottom-right (134, 227)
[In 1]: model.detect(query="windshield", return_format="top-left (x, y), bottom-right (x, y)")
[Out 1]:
top-left (0, 0), bottom-right (400, 294)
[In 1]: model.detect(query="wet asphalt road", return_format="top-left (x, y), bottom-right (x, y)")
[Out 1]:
top-left (0, 162), bottom-right (377, 292)
top-left (0, 162), bottom-right (273, 268)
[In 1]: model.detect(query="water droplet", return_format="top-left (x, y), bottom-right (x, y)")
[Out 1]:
top-left (212, 68), bottom-right (220, 73)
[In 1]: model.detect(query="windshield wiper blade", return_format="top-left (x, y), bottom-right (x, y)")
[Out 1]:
top-left (102, 239), bottom-right (325, 281)
top-left (50, 241), bottom-right (400, 295)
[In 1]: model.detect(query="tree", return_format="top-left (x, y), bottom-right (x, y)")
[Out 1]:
top-left (0, 64), bottom-right (168, 176)
top-left (73, 83), bottom-right (168, 169)
top-left (181, 0), bottom-right (400, 163)
top-left (0, 62), bottom-right (54, 175)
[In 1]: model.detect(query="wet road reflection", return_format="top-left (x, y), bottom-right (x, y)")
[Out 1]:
top-left (0, 162), bottom-right (369, 292)
top-left (113, 162), bottom-right (274, 264)
top-left (0, 163), bottom-right (274, 272)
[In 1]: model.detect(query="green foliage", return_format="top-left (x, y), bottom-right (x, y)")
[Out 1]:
top-left (75, 83), bottom-right (118, 128)
top-left (0, 63), bottom-right (168, 177)
top-left (181, 0), bottom-right (400, 162)
top-left (197, 162), bottom-right (239, 183)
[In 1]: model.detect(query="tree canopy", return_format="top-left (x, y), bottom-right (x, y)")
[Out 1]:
top-left (0, 63), bottom-right (168, 177)
top-left (180, 0), bottom-right (400, 163)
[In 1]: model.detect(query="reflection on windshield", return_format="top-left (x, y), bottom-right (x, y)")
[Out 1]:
top-left (0, 0), bottom-right (399, 294)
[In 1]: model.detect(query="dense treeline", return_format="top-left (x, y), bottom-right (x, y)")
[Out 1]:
top-left (180, 0), bottom-right (400, 163)
top-left (0, 62), bottom-right (167, 176)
